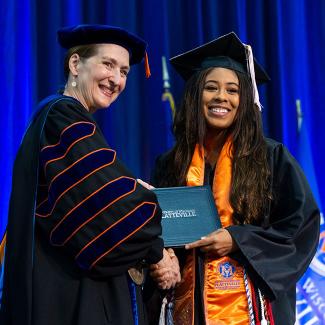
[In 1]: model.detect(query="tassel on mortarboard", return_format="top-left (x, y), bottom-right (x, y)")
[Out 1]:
top-left (245, 44), bottom-right (262, 111)
top-left (145, 51), bottom-right (151, 78)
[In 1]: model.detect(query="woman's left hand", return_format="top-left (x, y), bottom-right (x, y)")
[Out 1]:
top-left (185, 228), bottom-right (238, 256)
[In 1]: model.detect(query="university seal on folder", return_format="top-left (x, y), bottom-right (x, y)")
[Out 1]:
top-left (153, 186), bottom-right (221, 247)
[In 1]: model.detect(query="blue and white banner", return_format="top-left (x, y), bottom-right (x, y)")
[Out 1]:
top-left (296, 215), bottom-right (325, 324)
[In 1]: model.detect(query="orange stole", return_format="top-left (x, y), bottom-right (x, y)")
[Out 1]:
top-left (173, 141), bottom-right (250, 325)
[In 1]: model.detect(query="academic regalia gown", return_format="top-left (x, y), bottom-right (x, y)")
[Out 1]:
top-left (151, 138), bottom-right (320, 325)
top-left (0, 95), bottom-right (163, 325)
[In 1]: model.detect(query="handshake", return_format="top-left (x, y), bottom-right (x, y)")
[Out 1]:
top-left (149, 248), bottom-right (181, 290)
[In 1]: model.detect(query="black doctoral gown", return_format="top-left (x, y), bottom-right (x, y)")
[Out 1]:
top-left (0, 94), bottom-right (163, 325)
top-left (151, 138), bottom-right (320, 325)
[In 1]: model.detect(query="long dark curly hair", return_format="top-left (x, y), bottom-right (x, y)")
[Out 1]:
top-left (158, 68), bottom-right (272, 225)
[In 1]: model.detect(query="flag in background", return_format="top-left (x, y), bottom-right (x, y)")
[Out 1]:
top-left (161, 56), bottom-right (175, 150)
top-left (295, 99), bottom-right (325, 325)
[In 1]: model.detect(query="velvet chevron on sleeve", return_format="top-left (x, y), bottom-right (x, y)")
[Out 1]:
top-left (36, 99), bottom-right (163, 276)
top-left (0, 95), bottom-right (163, 325)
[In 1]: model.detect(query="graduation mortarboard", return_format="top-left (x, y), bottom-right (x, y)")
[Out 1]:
top-left (57, 24), bottom-right (151, 76)
top-left (170, 32), bottom-right (270, 110)
top-left (169, 32), bottom-right (270, 85)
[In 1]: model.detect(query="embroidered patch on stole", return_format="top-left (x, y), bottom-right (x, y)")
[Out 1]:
top-left (214, 260), bottom-right (245, 290)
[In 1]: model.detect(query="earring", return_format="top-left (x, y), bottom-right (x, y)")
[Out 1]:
top-left (71, 77), bottom-right (77, 87)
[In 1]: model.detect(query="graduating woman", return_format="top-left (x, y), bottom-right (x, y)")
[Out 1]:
top-left (151, 32), bottom-right (320, 325)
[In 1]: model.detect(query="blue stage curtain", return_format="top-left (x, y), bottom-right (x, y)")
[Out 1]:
top-left (0, 0), bottom-right (37, 237)
top-left (1, 1), bottom-right (324, 321)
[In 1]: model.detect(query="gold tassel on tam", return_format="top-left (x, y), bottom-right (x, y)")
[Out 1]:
top-left (144, 51), bottom-right (151, 78)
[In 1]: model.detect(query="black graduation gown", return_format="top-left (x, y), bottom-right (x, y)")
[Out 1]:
top-left (151, 138), bottom-right (320, 325)
top-left (0, 95), bottom-right (163, 325)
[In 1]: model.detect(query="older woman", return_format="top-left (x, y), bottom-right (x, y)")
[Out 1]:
top-left (151, 32), bottom-right (320, 325)
top-left (0, 24), bottom-right (179, 325)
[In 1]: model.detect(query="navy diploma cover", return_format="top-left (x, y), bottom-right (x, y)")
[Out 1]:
top-left (153, 186), bottom-right (221, 247)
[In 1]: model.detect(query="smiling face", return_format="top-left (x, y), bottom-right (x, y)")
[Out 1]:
top-left (66, 43), bottom-right (130, 113)
top-left (202, 67), bottom-right (240, 131)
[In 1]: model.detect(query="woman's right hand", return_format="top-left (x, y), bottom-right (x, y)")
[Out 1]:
top-left (149, 248), bottom-right (181, 290)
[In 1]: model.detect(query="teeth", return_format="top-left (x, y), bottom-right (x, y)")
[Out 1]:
top-left (211, 108), bottom-right (228, 113)
top-left (100, 85), bottom-right (113, 96)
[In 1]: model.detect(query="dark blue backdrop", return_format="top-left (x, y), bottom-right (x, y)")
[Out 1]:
top-left (1, 0), bottom-right (324, 250)
top-left (1, 1), bottom-right (325, 323)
